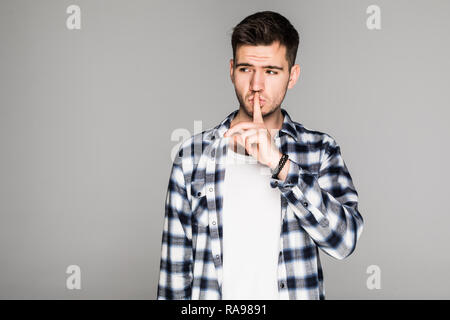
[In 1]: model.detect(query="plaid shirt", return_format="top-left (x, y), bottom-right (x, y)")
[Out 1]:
top-left (157, 108), bottom-right (364, 300)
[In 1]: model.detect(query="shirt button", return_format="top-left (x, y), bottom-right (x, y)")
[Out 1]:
top-left (280, 282), bottom-right (285, 289)
top-left (209, 187), bottom-right (214, 192)
top-left (212, 220), bottom-right (216, 225)
top-left (215, 255), bottom-right (220, 260)
top-left (197, 192), bottom-right (202, 197)
top-left (303, 201), bottom-right (308, 207)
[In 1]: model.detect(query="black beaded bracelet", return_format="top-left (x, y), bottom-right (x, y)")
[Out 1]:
top-left (271, 153), bottom-right (289, 179)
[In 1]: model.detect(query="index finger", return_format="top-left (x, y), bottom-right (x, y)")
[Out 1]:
top-left (253, 92), bottom-right (264, 124)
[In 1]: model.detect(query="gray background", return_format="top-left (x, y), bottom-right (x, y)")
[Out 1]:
top-left (1, 0), bottom-right (449, 299)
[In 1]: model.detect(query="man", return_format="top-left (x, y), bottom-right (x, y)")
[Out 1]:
top-left (157, 11), bottom-right (364, 300)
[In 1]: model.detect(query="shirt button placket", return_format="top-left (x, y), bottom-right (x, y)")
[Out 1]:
top-left (208, 185), bottom-right (221, 267)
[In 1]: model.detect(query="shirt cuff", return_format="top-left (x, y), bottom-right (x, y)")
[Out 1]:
top-left (269, 158), bottom-right (328, 225)
top-left (269, 157), bottom-right (301, 190)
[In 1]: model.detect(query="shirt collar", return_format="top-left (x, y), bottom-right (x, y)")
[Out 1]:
top-left (209, 107), bottom-right (300, 142)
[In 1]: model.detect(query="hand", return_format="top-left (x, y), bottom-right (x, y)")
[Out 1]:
top-left (224, 92), bottom-right (282, 170)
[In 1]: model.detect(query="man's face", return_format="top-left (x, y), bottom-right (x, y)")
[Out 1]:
top-left (230, 41), bottom-right (300, 119)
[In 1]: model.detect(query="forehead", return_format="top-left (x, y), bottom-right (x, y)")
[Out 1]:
top-left (235, 41), bottom-right (287, 66)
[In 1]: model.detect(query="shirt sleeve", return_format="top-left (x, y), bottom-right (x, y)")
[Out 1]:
top-left (157, 148), bottom-right (193, 299)
top-left (270, 136), bottom-right (364, 260)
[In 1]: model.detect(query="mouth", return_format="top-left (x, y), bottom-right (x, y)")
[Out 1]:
top-left (249, 97), bottom-right (266, 106)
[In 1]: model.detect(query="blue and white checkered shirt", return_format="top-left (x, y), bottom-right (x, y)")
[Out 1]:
top-left (157, 108), bottom-right (364, 300)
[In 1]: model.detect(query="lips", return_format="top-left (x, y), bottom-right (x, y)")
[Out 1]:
top-left (249, 97), bottom-right (266, 105)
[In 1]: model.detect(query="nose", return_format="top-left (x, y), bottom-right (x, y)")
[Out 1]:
top-left (250, 69), bottom-right (265, 92)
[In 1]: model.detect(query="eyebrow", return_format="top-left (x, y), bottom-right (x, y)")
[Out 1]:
top-left (235, 62), bottom-right (284, 71)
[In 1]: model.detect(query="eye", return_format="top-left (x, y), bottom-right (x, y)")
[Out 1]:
top-left (239, 67), bottom-right (249, 72)
top-left (267, 70), bottom-right (278, 75)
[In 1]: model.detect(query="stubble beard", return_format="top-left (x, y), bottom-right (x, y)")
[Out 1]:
top-left (234, 84), bottom-right (289, 120)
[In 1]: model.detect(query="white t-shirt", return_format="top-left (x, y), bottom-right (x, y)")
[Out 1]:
top-left (221, 145), bottom-right (281, 300)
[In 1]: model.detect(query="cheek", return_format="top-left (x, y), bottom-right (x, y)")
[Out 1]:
top-left (234, 78), bottom-right (249, 94)
top-left (234, 75), bottom-right (247, 86)
top-left (267, 77), bottom-right (285, 88)
top-left (267, 78), bottom-right (287, 96)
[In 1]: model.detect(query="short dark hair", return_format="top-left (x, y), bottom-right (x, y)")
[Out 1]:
top-left (231, 11), bottom-right (300, 71)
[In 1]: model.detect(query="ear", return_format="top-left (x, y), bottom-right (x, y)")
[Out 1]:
top-left (230, 58), bottom-right (235, 84)
top-left (287, 64), bottom-right (301, 89)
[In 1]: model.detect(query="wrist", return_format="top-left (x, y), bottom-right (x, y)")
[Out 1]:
top-left (268, 152), bottom-right (283, 170)
top-left (276, 159), bottom-right (290, 182)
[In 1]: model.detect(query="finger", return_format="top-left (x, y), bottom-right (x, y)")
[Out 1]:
top-left (228, 134), bottom-right (243, 152)
top-left (239, 129), bottom-right (258, 145)
top-left (237, 129), bottom-right (258, 153)
top-left (241, 130), bottom-right (257, 155)
top-left (253, 92), bottom-right (264, 124)
top-left (234, 134), bottom-right (247, 153)
top-left (230, 131), bottom-right (258, 156)
top-left (245, 134), bottom-right (259, 158)
top-left (225, 122), bottom-right (259, 138)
